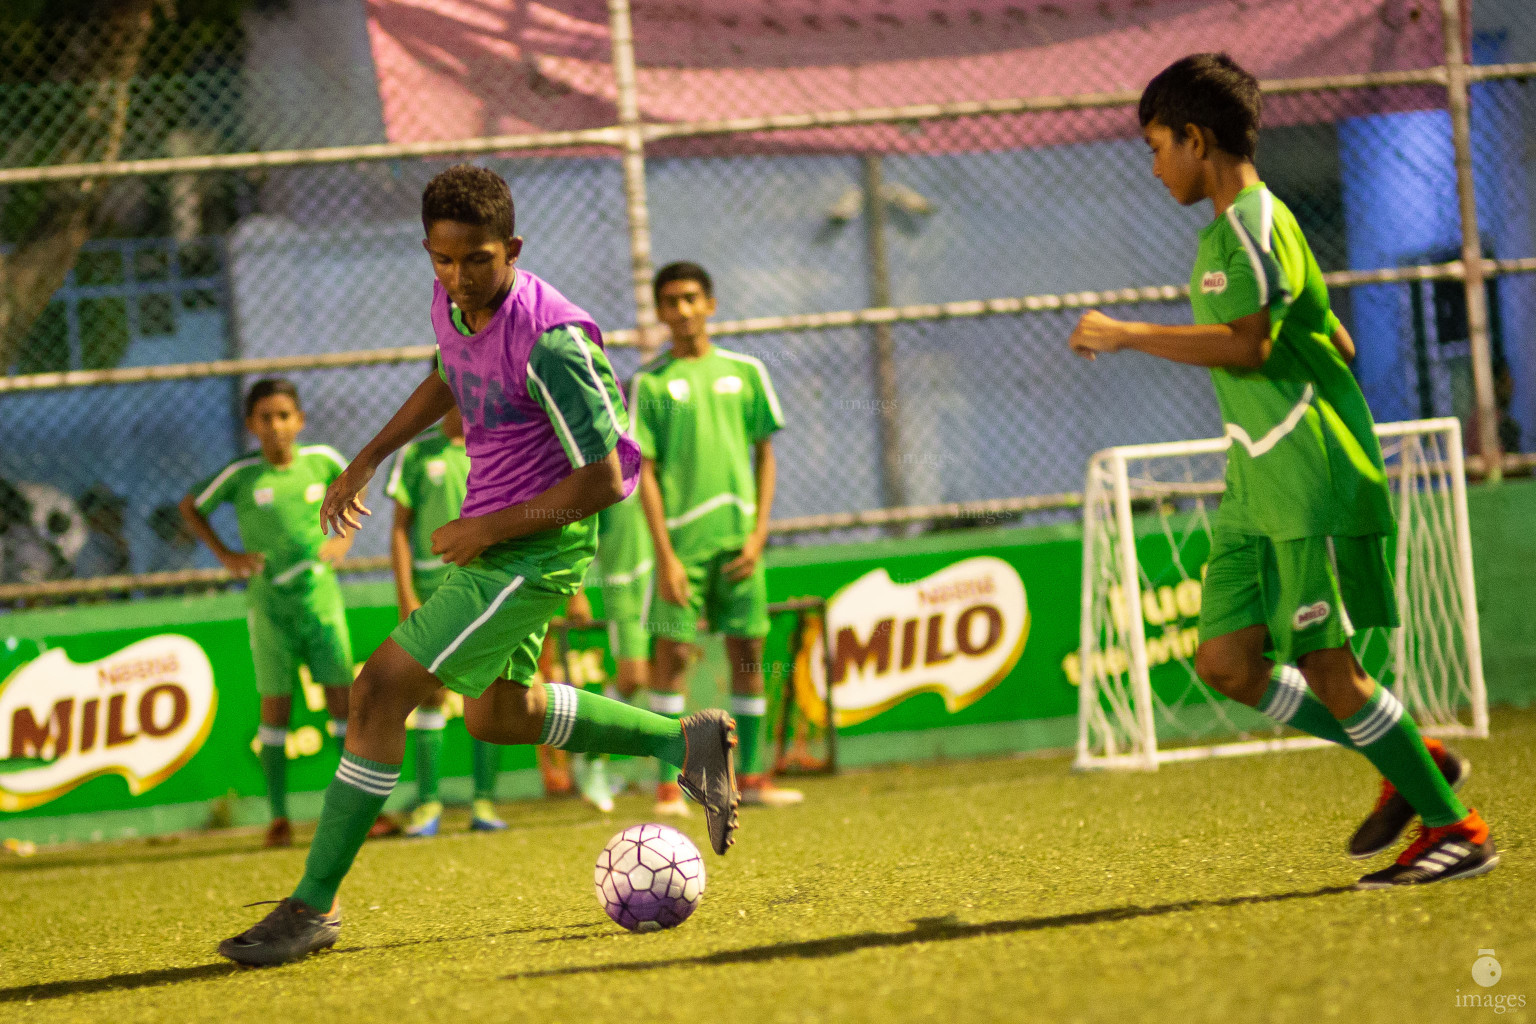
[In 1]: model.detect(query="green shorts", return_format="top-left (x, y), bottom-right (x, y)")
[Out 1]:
top-left (247, 572), bottom-right (354, 698)
top-left (1197, 529), bottom-right (1399, 665)
top-left (412, 566), bottom-right (453, 606)
top-left (647, 549), bottom-right (769, 644)
top-left (601, 569), bottom-right (652, 662)
top-left (393, 554), bottom-right (569, 698)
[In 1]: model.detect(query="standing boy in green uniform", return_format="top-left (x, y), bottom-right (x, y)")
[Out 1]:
top-left (386, 402), bottom-right (508, 835)
top-left (591, 484), bottom-right (654, 702)
top-left (633, 262), bottom-right (803, 812)
top-left (565, 479), bottom-right (656, 812)
top-left (1068, 53), bottom-right (1494, 887)
top-left (180, 379), bottom-right (377, 849)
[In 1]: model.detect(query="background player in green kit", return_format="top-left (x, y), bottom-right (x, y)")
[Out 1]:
top-left (180, 379), bottom-right (371, 850)
top-left (564, 478), bottom-right (656, 812)
top-left (633, 261), bottom-right (803, 812)
top-left (1068, 54), bottom-right (1495, 888)
top-left (217, 166), bottom-right (738, 967)
top-left (386, 401), bottom-right (507, 836)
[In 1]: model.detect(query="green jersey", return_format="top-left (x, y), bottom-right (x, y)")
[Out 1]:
top-left (591, 488), bottom-right (653, 588)
top-left (1190, 183), bottom-right (1394, 540)
top-left (192, 443), bottom-right (348, 605)
top-left (631, 347), bottom-right (784, 561)
top-left (384, 425), bottom-right (470, 594)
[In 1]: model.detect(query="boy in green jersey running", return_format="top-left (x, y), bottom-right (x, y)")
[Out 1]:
top-left (180, 379), bottom-right (382, 849)
top-left (1068, 54), bottom-right (1494, 888)
top-left (633, 262), bottom-right (803, 812)
top-left (385, 401), bottom-right (507, 835)
top-left (217, 166), bottom-right (737, 967)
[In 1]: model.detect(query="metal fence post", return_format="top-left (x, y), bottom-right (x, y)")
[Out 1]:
top-left (606, 0), bottom-right (659, 356)
top-left (862, 154), bottom-right (907, 509)
top-left (1441, 0), bottom-right (1503, 481)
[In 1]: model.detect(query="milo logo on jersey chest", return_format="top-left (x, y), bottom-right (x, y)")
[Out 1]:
top-left (443, 363), bottom-right (525, 430)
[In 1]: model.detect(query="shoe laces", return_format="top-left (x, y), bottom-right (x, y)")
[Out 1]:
top-left (1395, 813), bottom-right (1484, 866)
top-left (237, 898), bottom-right (310, 940)
top-left (1395, 824), bottom-right (1437, 866)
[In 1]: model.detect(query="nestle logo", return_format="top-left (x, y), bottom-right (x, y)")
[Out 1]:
top-left (1292, 601), bottom-right (1331, 631)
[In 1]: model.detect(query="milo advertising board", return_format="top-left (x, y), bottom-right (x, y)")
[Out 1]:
top-left (0, 635), bottom-right (217, 811)
top-left (1, 520), bottom-right (1211, 841)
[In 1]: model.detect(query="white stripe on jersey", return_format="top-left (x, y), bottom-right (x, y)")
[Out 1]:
top-left (194, 455), bottom-right (263, 509)
top-left (301, 444), bottom-right (348, 471)
top-left (717, 349), bottom-right (784, 427)
top-left (527, 365), bottom-right (586, 468)
top-left (1226, 203), bottom-right (1268, 309)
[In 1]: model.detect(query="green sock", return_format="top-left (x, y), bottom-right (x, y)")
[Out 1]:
top-left (1343, 683), bottom-right (1467, 827)
top-left (730, 694), bottom-right (768, 775)
top-left (472, 739), bottom-right (501, 800)
top-left (1256, 665), bottom-right (1354, 747)
top-left (413, 711), bottom-right (445, 805)
top-left (539, 683), bottom-right (686, 767)
top-left (258, 725), bottom-right (288, 819)
top-left (291, 752), bottom-right (399, 911)
top-left (644, 692), bottom-right (686, 783)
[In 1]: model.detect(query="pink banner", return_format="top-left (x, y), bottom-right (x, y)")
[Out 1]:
top-left (366, 0), bottom-right (1443, 152)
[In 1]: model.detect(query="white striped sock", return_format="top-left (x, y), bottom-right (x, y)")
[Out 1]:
top-left (335, 755), bottom-right (399, 798)
top-left (649, 692), bottom-right (685, 716)
top-left (540, 683), bottom-right (580, 748)
top-left (257, 724), bottom-right (287, 747)
top-left (415, 710), bottom-right (447, 731)
top-left (1258, 665), bottom-right (1307, 724)
top-left (1344, 685), bottom-right (1405, 747)
top-left (730, 694), bottom-right (768, 717)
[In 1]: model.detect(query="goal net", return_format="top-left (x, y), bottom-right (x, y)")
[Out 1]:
top-left (1076, 417), bottom-right (1488, 770)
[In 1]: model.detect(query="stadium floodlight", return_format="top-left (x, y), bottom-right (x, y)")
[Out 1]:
top-left (823, 180), bottom-right (934, 225)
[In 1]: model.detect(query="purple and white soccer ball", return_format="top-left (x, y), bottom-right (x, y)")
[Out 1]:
top-left (594, 823), bottom-right (705, 932)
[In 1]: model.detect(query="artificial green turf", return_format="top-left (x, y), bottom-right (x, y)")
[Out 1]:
top-left (2, 710), bottom-right (1532, 1024)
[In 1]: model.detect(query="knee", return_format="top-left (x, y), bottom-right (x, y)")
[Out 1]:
top-left (1194, 645), bottom-right (1248, 699)
top-left (463, 712), bottom-right (501, 744)
top-left (464, 684), bottom-right (544, 745)
top-left (347, 667), bottom-right (414, 731)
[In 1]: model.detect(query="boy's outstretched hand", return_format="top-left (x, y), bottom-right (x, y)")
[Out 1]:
top-left (321, 463), bottom-right (374, 536)
top-left (1068, 310), bottom-right (1130, 360)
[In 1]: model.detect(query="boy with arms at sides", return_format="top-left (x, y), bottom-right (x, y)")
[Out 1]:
top-left (385, 401), bottom-right (508, 836)
top-left (218, 165), bottom-right (739, 966)
top-left (1068, 54), bottom-right (1493, 887)
top-left (633, 262), bottom-right (802, 813)
top-left (180, 379), bottom-right (397, 849)
top-left (560, 467), bottom-right (658, 812)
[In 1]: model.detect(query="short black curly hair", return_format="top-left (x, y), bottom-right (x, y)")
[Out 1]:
top-left (244, 377), bottom-right (301, 419)
top-left (421, 164), bottom-right (515, 238)
top-left (653, 261), bottom-right (713, 304)
top-left (1138, 53), bottom-right (1262, 160)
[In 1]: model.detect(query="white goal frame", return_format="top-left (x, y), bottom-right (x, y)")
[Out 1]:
top-left (1076, 417), bottom-right (1489, 771)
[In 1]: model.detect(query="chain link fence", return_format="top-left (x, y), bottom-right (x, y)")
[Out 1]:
top-left (2, 0), bottom-right (1534, 600)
